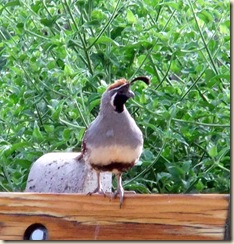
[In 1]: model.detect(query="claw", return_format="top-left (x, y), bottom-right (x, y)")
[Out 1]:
top-left (112, 189), bottom-right (124, 208)
top-left (87, 172), bottom-right (106, 197)
top-left (87, 187), bottom-right (106, 196)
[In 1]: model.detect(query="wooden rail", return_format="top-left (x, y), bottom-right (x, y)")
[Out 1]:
top-left (0, 193), bottom-right (229, 240)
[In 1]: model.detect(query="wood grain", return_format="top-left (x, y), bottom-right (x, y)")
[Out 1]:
top-left (0, 193), bottom-right (229, 240)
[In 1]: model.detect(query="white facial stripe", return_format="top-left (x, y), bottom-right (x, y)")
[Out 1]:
top-left (110, 92), bottom-right (117, 108)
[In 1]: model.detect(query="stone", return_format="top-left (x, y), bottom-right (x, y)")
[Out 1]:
top-left (25, 152), bottom-right (112, 194)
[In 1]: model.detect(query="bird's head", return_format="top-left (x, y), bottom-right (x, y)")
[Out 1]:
top-left (100, 76), bottom-right (150, 113)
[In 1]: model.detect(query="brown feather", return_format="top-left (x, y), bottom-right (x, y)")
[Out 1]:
top-left (91, 161), bottom-right (135, 172)
top-left (107, 78), bottom-right (128, 91)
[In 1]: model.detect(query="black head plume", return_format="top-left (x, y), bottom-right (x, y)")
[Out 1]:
top-left (130, 76), bottom-right (150, 86)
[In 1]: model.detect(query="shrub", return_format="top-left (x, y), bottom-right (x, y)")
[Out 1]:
top-left (0, 0), bottom-right (230, 193)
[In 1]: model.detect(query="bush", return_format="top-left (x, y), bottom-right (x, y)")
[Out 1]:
top-left (0, 0), bottom-right (230, 193)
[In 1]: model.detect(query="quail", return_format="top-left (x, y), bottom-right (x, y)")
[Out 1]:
top-left (80, 76), bottom-right (150, 207)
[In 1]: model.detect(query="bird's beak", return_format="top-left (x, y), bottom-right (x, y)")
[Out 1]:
top-left (127, 89), bottom-right (135, 98)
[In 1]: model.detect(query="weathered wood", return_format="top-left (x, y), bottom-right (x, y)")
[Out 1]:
top-left (0, 193), bottom-right (229, 240)
top-left (224, 199), bottom-right (231, 240)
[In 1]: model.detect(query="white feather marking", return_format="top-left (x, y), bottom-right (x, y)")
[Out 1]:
top-left (110, 92), bottom-right (117, 109)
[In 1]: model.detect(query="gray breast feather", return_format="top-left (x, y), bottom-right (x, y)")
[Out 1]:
top-left (84, 110), bottom-right (143, 149)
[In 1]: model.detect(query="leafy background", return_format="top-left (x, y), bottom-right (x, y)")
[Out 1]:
top-left (0, 0), bottom-right (230, 193)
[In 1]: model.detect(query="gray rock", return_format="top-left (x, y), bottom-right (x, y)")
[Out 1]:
top-left (25, 152), bottom-right (112, 193)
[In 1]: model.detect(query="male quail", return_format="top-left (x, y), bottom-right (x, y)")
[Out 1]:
top-left (81, 76), bottom-right (150, 207)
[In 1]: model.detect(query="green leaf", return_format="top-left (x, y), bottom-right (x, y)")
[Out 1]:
top-left (161, 1), bottom-right (182, 11)
top-left (88, 36), bottom-right (119, 46)
top-left (14, 159), bottom-right (31, 168)
top-left (83, 20), bottom-right (100, 28)
top-left (63, 128), bottom-right (71, 141)
top-left (127, 10), bottom-right (137, 24)
top-left (111, 26), bottom-right (125, 39)
top-left (141, 149), bottom-right (154, 161)
top-left (0, 142), bottom-right (30, 157)
top-left (125, 183), bottom-right (151, 193)
top-left (91, 9), bottom-right (106, 20)
top-left (220, 23), bottom-right (229, 34)
top-left (33, 122), bottom-right (43, 140)
top-left (44, 124), bottom-right (54, 133)
top-left (4, 0), bottom-right (20, 7)
top-left (208, 145), bottom-right (218, 158)
top-left (197, 10), bottom-right (213, 23)
top-left (205, 69), bottom-right (216, 84)
top-left (154, 32), bottom-right (168, 41)
top-left (40, 17), bottom-right (57, 27)
top-left (31, 1), bottom-right (41, 13)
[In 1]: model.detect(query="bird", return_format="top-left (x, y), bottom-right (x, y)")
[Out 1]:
top-left (80, 76), bottom-right (150, 207)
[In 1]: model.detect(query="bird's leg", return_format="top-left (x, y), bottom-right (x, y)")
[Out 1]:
top-left (88, 172), bottom-right (106, 196)
top-left (113, 173), bottom-right (124, 208)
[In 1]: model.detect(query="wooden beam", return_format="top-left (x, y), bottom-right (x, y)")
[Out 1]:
top-left (0, 193), bottom-right (229, 240)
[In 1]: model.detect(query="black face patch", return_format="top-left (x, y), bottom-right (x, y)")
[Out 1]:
top-left (113, 93), bottom-right (129, 113)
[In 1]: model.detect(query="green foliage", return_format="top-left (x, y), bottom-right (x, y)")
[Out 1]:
top-left (0, 0), bottom-right (230, 193)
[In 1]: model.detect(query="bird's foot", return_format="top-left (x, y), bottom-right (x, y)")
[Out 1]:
top-left (87, 187), bottom-right (106, 197)
top-left (112, 188), bottom-right (124, 208)
top-left (112, 190), bottom-right (136, 208)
